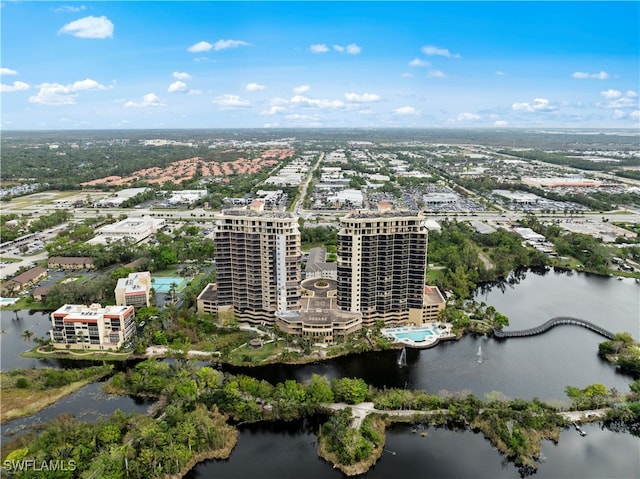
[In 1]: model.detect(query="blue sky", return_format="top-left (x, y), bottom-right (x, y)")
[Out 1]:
top-left (1, 1), bottom-right (638, 130)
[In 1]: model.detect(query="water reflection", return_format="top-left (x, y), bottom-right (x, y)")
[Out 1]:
top-left (185, 420), bottom-right (639, 479)
top-left (1, 381), bottom-right (154, 440)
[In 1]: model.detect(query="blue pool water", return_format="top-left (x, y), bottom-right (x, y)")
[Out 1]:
top-left (390, 327), bottom-right (435, 342)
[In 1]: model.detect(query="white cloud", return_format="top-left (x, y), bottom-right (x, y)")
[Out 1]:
top-left (393, 106), bottom-right (418, 115)
top-left (600, 89), bottom-right (622, 99)
top-left (401, 72), bottom-right (413, 78)
top-left (212, 94), bottom-right (250, 108)
top-left (172, 71), bottom-right (192, 80)
top-left (285, 113), bottom-right (320, 121)
top-left (245, 82), bottom-right (266, 91)
top-left (29, 79), bottom-right (106, 105)
top-left (512, 98), bottom-right (556, 112)
top-left (261, 106), bottom-right (286, 115)
top-left (293, 85), bottom-right (310, 94)
top-left (597, 90), bottom-right (639, 109)
top-left (422, 45), bottom-right (460, 58)
top-left (310, 44), bottom-right (329, 53)
top-left (270, 97), bottom-right (289, 106)
top-left (571, 71), bottom-right (609, 80)
top-left (53, 5), bottom-right (87, 13)
top-left (187, 89), bottom-right (202, 96)
top-left (0, 67), bottom-right (18, 76)
top-left (290, 95), bottom-right (344, 109)
top-left (0, 81), bottom-right (29, 93)
top-left (495, 71), bottom-right (505, 76)
top-left (213, 39), bottom-right (250, 50)
top-left (409, 58), bottom-right (429, 67)
top-left (168, 81), bottom-right (187, 93)
top-left (344, 92), bottom-right (381, 103)
top-left (333, 43), bottom-right (361, 54)
top-left (188, 41), bottom-right (213, 52)
top-left (612, 109), bottom-right (627, 120)
top-left (494, 120), bottom-right (508, 126)
top-left (58, 15), bottom-right (114, 39)
top-left (598, 97), bottom-right (637, 109)
top-left (124, 93), bottom-right (165, 108)
top-left (428, 70), bottom-right (448, 79)
top-left (457, 112), bottom-right (481, 121)
top-left (630, 110), bottom-right (640, 120)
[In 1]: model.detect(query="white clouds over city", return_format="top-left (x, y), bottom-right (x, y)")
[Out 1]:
top-left (188, 39), bottom-right (250, 53)
top-left (457, 112), bottom-right (481, 121)
top-left (212, 94), bottom-right (250, 108)
top-left (572, 71), bottom-right (609, 80)
top-left (309, 44), bottom-right (329, 53)
top-left (1, 81), bottom-right (30, 93)
top-left (124, 93), bottom-right (165, 108)
top-left (344, 92), bottom-right (380, 103)
top-left (245, 82), bottom-right (266, 91)
top-left (597, 90), bottom-right (639, 109)
top-left (58, 15), bottom-right (114, 39)
top-left (29, 79), bottom-right (107, 105)
top-left (333, 43), bottom-right (361, 54)
top-left (422, 45), bottom-right (461, 58)
top-left (310, 43), bottom-right (360, 54)
top-left (293, 85), bottom-right (310, 94)
top-left (393, 106), bottom-right (418, 115)
top-left (167, 81), bottom-right (187, 93)
top-left (512, 98), bottom-right (557, 112)
top-left (409, 58), bottom-right (430, 67)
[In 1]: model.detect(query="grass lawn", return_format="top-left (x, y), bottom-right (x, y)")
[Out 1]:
top-left (229, 340), bottom-right (282, 363)
top-left (1, 365), bottom-right (113, 423)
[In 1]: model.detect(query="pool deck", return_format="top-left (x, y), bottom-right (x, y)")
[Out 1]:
top-left (381, 323), bottom-right (457, 349)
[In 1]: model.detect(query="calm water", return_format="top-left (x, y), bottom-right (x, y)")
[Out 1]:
top-left (185, 420), bottom-right (639, 479)
top-left (3, 271), bottom-right (639, 477)
top-left (223, 271), bottom-right (639, 402)
top-left (194, 270), bottom-right (639, 478)
top-left (0, 310), bottom-right (55, 371)
top-left (1, 381), bottom-right (154, 440)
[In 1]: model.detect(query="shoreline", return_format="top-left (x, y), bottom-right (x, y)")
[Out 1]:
top-left (1, 366), bottom-right (113, 424)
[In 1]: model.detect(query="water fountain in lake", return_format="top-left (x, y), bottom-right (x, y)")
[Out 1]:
top-left (398, 347), bottom-right (407, 367)
top-left (476, 345), bottom-right (483, 364)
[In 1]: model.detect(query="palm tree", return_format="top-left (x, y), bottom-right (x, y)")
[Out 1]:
top-left (21, 329), bottom-right (34, 344)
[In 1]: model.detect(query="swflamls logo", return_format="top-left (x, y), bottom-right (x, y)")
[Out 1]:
top-left (2, 459), bottom-right (77, 472)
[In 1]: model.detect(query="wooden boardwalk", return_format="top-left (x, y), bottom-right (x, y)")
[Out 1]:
top-left (493, 316), bottom-right (615, 340)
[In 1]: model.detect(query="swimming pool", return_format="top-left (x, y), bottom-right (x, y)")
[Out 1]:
top-left (392, 327), bottom-right (435, 342)
top-left (0, 297), bottom-right (18, 306)
top-left (382, 325), bottom-right (439, 344)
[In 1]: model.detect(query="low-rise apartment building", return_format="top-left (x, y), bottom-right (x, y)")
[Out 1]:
top-left (115, 271), bottom-right (152, 307)
top-left (49, 303), bottom-right (136, 350)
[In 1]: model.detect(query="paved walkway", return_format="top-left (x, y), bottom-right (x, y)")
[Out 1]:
top-left (324, 402), bottom-right (612, 429)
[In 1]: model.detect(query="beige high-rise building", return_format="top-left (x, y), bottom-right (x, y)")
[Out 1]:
top-left (214, 201), bottom-right (301, 324)
top-left (337, 203), bottom-right (428, 327)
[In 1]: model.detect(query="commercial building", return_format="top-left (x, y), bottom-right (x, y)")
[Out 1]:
top-left (49, 303), bottom-right (135, 350)
top-left (337, 203), bottom-right (429, 327)
top-left (214, 201), bottom-right (301, 324)
top-left (115, 271), bottom-right (152, 307)
top-left (88, 217), bottom-right (166, 245)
